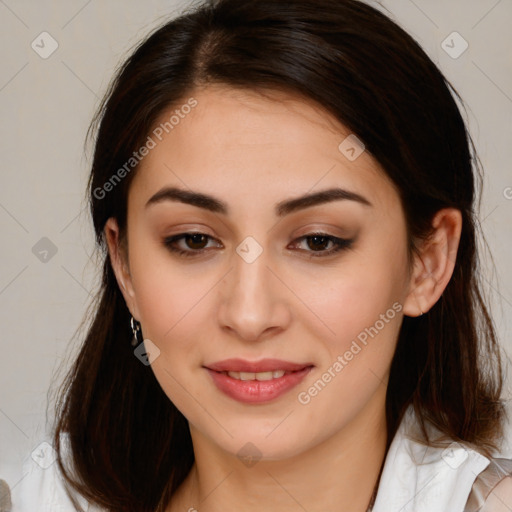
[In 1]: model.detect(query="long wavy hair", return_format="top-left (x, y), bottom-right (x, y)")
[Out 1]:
top-left (52, 0), bottom-right (507, 510)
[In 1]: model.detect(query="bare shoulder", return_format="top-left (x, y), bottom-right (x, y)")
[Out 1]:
top-left (480, 476), bottom-right (512, 512)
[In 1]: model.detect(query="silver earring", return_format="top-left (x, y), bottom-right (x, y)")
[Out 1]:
top-left (130, 316), bottom-right (143, 346)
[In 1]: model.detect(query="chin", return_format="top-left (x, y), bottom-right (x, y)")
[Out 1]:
top-left (194, 414), bottom-right (322, 463)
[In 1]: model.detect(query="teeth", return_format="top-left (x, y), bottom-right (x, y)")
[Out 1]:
top-left (227, 370), bottom-right (287, 381)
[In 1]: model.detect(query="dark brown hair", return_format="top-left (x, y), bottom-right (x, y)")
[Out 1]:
top-left (53, 0), bottom-right (507, 510)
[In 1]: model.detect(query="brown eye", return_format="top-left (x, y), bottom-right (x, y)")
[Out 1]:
top-left (163, 232), bottom-right (353, 259)
top-left (184, 233), bottom-right (209, 250)
top-left (163, 232), bottom-right (221, 257)
top-left (306, 235), bottom-right (331, 251)
top-left (291, 233), bottom-right (354, 258)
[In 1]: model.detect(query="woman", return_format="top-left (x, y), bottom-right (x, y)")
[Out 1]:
top-left (17, 0), bottom-right (512, 510)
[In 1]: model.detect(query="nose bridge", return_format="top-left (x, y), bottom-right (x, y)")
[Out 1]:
top-left (217, 235), bottom-right (289, 340)
top-left (234, 237), bottom-right (269, 288)
top-left (232, 235), bottom-right (275, 308)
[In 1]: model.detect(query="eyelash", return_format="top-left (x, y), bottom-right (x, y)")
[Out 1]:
top-left (163, 232), bottom-right (353, 259)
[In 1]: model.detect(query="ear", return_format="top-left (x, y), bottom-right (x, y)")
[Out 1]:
top-left (403, 208), bottom-right (462, 317)
top-left (104, 217), bottom-right (141, 320)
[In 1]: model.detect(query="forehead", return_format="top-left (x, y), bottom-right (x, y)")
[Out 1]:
top-left (129, 85), bottom-right (401, 215)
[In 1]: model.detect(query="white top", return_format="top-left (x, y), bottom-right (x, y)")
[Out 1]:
top-left (9, 405), bottom-right (512, 512)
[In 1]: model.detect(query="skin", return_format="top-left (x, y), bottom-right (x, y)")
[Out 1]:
top-left (481, 477), bottom-right (512, 512)
top-left (105, 85), bottom-right (462, 512)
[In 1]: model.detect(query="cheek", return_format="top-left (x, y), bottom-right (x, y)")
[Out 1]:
top-left (127, 239), bottom-right (206, 351)
top-left (295, 273), bottom-right (403, 428)
top-left (295, 243), bottom-right (408, 348)
top-left (135, 270), bottom-right (208, 349)
top-left (291, 235), bottom-right (408, 409)
top-left (129, 257), bottom-right (211, 414)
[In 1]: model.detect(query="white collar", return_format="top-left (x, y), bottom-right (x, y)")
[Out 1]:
top-left (372, 405), bottom-right (491, 512)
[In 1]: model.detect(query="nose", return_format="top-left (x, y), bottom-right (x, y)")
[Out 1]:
top-left (217, 240), bottom-right (292, 343)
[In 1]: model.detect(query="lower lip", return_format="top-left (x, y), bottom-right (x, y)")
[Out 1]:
top-left (206, 367), bottom-right (313, 404)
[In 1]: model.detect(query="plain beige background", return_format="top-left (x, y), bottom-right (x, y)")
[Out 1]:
top-left (0, 0), bottom-right (511, 495)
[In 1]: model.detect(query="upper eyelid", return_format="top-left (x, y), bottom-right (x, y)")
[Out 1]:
top-left (166, 231), bottom-right (344, 242)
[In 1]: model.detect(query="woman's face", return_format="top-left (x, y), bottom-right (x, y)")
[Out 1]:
top-left (108, 85), bottom-right (418, 459)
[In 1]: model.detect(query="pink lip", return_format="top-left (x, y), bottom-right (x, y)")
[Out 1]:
top-left (204, 359), bottom-right (314, 404)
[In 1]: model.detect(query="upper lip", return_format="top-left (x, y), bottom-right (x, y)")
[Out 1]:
top-left (205, 358), bottom-right (314, 373)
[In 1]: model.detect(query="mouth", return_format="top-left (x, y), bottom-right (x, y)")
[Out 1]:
top-left (205, 358), bottom-right (314, 374)
top-left (204, 358), bottom-right (314, 403)
top-left (221, 369), bottom-right (294, 381)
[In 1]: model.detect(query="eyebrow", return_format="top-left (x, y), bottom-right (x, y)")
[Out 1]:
top-left (145, 186), bottom-right (372, 216)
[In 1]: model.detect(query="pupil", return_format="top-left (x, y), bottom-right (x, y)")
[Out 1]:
top-left (187, 234), bottom-right (207, 249)
top-left (308, 235), bottom-right (328, 251)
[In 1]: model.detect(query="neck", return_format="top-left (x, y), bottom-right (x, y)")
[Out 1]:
top-left (169, 392), bottom-right (388, 512)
